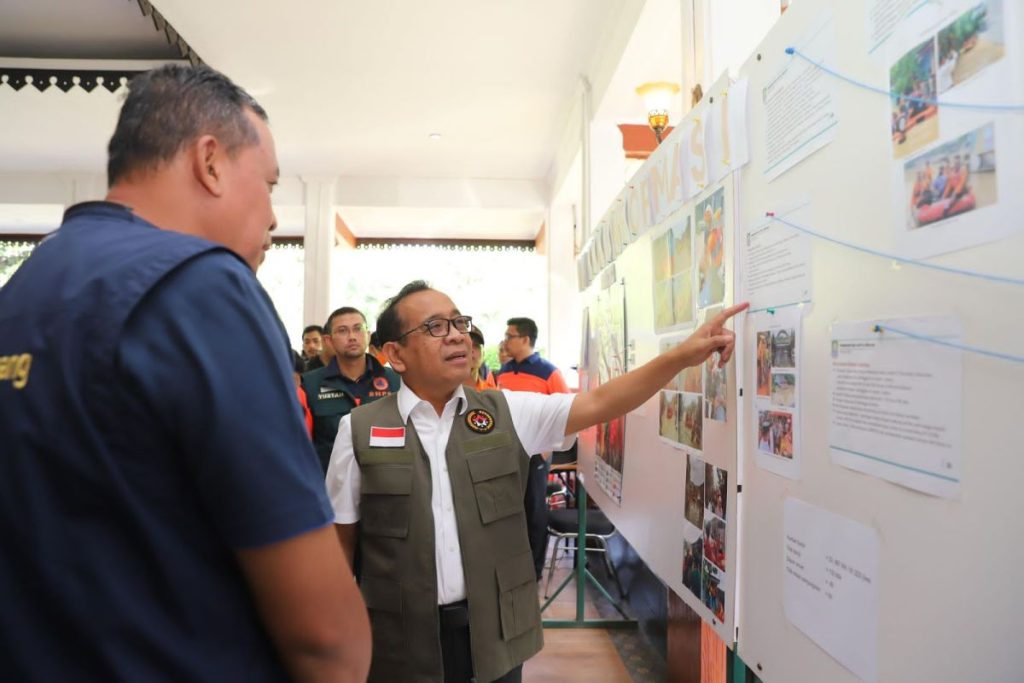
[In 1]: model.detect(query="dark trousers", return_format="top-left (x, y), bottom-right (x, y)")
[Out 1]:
top-left (523, 452), bottom-right (551, 580)
top-left (439, 601), bottom-right (523, 683)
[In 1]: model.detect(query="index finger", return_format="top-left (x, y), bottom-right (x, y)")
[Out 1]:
top-left (709, 302), bottom-right (750, 328)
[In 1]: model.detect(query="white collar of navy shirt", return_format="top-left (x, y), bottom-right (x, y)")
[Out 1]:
top-left (396, 380), bottom-right (470, 424)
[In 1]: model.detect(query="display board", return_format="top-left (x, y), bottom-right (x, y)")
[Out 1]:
top-left (579, 169), bottom-right (742, 644)
top-left (577, 0), bottom-right (1024, 680)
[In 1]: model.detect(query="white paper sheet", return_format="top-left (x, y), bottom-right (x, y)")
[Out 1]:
top-left (889, 0), bottom-right (1021, 258)
top-left (707, 77), bottom-right (752, 185)
top-left (763, 13), bottom-right (838, 181)
top-left (784, 498), bottom-right (880, 683)
top-left (866, 0), bottom-right (922, 55)
top-left (742, 211), bottom-right (812, 311)
top-left (829, 316), bottom-right (962, 498)
top-left (752, 307), bottom-right (802, 480)
top-left (727, 78), bottom-right (751, 171)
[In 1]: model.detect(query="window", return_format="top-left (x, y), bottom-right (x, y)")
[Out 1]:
top-left (332, 243), bottom-right (548, 357)
top-left (256, 241), bottom-right (305, 348)
top-left (0, 239), bottom-right (38, 288)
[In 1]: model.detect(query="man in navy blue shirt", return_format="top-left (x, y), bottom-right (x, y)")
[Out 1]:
top-left (0, 65), bottom-right (370, 681)
top-left (303, 307), bottom-right (400, 472)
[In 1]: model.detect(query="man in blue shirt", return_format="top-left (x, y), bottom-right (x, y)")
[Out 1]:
top-left (0, 65), bottom-right (370, 681)
top-left (303, 306), bottom-right (400, 472)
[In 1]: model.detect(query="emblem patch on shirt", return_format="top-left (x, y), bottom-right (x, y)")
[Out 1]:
top-left (372, 376), bottom-right (389, 391)
top-left (369, 426), bottom-right (406, 448)
top-left (466, 409), bottom-right (495, 434)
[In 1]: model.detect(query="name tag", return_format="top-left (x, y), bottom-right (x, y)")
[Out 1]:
top-left (318, 389), bottom-right (344, 400)
top-left (369, 426), bottom-right (406, 448)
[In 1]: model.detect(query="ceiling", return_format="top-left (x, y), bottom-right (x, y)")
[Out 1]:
top-left (0, 0), bottom-right (180, 59)
top-left (0, 0), bottom-right (646, 240)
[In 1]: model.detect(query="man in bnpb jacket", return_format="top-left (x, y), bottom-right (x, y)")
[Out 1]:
top-left (0, 65), bottom-right (370, 681)
top-left (303, 306), bottom-right (400, 472)
top-left (326, 280), bottom-right (746, 682)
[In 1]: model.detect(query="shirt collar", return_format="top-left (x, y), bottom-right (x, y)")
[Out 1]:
top-left (325, 353), bottom-right (376, 382)
top-left (397, 381), bottom-right (468, 423)
top-left (509, 351), bottom-right (540, 369)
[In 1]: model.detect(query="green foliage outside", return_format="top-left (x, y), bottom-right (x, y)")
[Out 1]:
top-left (0, 241), bottom-right (36, 288)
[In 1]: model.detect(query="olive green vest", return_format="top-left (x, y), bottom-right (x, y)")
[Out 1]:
top-left (350, 388), bottom-right (543, 683)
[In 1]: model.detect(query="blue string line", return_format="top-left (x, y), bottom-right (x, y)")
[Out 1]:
top-left (785, 47), bottom-right (1024, 112)
top-left (767, 215), bottom-right (1024, 287)
top-left (873, 324), bottom-right (1024, 364)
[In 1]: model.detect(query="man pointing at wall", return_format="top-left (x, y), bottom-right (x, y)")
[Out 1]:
top-left (327, 279), bottom-right (746, 682)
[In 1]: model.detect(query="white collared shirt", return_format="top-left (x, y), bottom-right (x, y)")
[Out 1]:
top-left (326, 381), bottom-right (576, 604)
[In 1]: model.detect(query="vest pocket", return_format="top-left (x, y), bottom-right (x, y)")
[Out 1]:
top-left (361, 575), bottom-right (405, 662)
top-left (361, 465), bottom-right (413, 538)
top-left (496, 551), bottom-right (541, 641)
top-left (466, 448), bottom-right (522, 525)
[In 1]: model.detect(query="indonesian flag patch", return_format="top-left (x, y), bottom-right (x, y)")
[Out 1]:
top-left (369, 426), bottom-right (406, 448)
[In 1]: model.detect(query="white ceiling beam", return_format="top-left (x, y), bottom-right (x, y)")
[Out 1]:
top-left (333, 177), bottom-right (546, 210)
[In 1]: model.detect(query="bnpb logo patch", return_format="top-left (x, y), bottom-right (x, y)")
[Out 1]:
top-left (465, 409), bottom-right (495, 434)
top-left (373, 376), bottom-right (389, 391)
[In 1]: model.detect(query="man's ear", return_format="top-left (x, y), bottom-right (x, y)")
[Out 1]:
top-left (192, 135), bottom-right (225, 197)
top-left (384, 341), bottom-right (406, 373)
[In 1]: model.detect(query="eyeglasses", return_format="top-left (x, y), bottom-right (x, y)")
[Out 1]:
top-left (398, 315), bottom-right (473, 340)
top-left (331, 324), bottom-right (365, 336)
top-left (503, 333), bottom-right (526, 341)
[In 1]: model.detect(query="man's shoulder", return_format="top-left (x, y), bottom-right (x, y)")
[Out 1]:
top-left (301, 365), bottom-right (332, 391)
top-left (531, 354), bottom-right (559, 373)
top-left (367, 355), bottom-right (401, 386)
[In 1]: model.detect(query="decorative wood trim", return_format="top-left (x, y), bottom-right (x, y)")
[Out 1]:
top-left (334, 212), bottom-right (357, 248)
top-left (356, 237), bottom-right (536, 250)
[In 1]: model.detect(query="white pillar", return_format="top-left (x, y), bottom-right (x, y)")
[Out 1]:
top-left (300, 176), bottom-right (336, 328)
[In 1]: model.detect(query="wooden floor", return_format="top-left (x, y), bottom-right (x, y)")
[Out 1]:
top-left (523, 563), bottom-right (634, 682)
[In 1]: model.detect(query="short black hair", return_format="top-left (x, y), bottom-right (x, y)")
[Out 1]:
top-left (107, 64), bottom-right (267, 187)
top-left (506, 317), bottom-right (538, 347)
top-left (325, 307), bottom-right (367, 334)
top-left (468, 328), bottom-right (485, 347)
top-left (302, 324), bottom-right (323, 337)
top-left (369, 331), bottom-right (381, 348)
top-left (376, 280), bottom-right (433, 345)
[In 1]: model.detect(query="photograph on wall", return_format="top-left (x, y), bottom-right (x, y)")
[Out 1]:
top-left (695, 188), bottom-right (726, 308)
top-left (705, 464), bottom-right (728, 520)
top-left (890, 37), bottom-right (939, 158)
top-left (682, 530), bottom-right (704, 599)
top-left (756, 330), bottom-right (772, 397)
top-left (660, 338), bottom-right (684, 391)
top-left (703, 516), bottom-right (727, 572)
top-left (684, 453), bottom-right (705, 530)
top-left (680, 393), bottom-right (703, 451)
top-left (701, 559), bottom-right (726, 623)
top-left (704, 354), bottom-right (728, 422)
top-left (659, 391), bottom-right (681, 442)
top-left (591, 282), bottom-right (628, 504)
top-left (658, 335), bottom-right (703, 451)
top-left (679, 432), bottom-right (732, 629)
top-left (904, 121), bottom-right (997, 230)
top-left (752, 308), bottom-right (802, 480)
top-left (889, 0), bottom-right (1016, 258)
top-left (681, 364), bottom-right (703, 393)
top-left (701, 461), bottom-right (729, 624)
top-left (650, 216), bottom-right (695, 332)
top-left (936, 0), bottom-right (1005, 94)
top-left (701, 305), bottom-right (728, 422)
